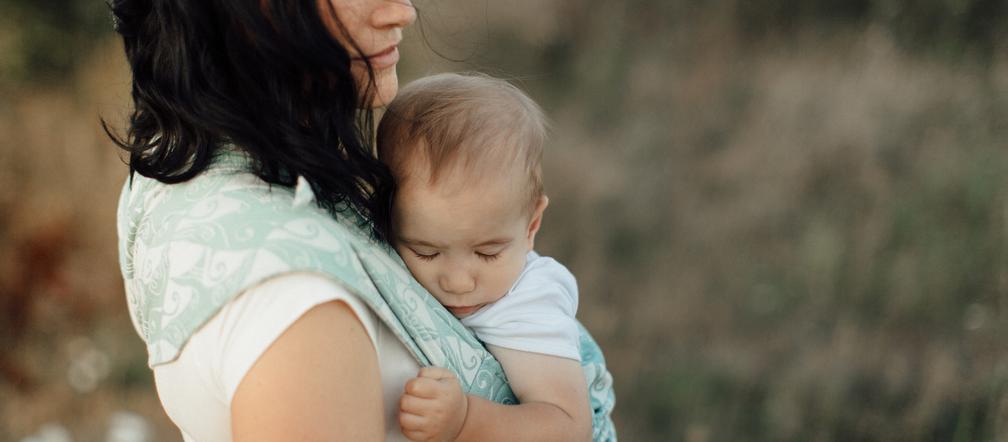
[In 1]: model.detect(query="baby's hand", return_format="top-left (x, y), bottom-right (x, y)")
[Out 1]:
top-left (399, 366), bottom-right (469, 442)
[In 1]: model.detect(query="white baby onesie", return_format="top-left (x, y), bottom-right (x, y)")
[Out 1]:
top-left (460, 251), bottom-right (581, 361)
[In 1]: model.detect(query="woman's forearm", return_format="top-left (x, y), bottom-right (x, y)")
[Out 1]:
top-left (455, 394), bottom-right (591, 442)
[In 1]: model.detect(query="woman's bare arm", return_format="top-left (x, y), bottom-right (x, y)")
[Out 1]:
top-left (231, 300), bottom-right (384, 441)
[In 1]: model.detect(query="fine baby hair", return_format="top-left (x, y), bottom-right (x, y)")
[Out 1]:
top-left (375, 72), bottom-right (548, 236)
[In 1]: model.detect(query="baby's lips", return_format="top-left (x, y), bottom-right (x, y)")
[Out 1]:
top-left (446, 305), bottom-right (481, 316)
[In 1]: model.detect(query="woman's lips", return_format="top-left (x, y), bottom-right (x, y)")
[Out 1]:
top-left (354, 45), bottom-right (399, 69)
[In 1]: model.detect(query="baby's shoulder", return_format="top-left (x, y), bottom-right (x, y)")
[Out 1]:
top-left (512, 252), bottom-right (578, 301)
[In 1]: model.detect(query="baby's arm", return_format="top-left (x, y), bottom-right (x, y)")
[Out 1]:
top-left (398, 347), bottom-right (590, 442)
top-left (462, 345), bottom-right (591, 441)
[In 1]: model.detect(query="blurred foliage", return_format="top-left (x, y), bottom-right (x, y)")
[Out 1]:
top-left (0, 0), bottom-right (110, 89)
top-left (735, 0), bottom-right (1007, 58)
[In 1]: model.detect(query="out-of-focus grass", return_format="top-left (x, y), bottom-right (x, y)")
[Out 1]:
top-left (3, 1), bottom-right (1008, 440)
top-left (0, 1), bottom-right (108, 90)
top-left (0, 37), bottom-right (180, 439)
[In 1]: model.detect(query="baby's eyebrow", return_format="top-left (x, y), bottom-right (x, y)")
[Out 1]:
top-left (399, 237), bottom-right (513, 248)
top-left (399, 238), bottom-right (443, 248)
top-left (473, 238), bottom-right (512, 248)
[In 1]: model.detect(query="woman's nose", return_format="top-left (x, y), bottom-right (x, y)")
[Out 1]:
top-left (438, 270), bottom-right (476, 295)
top-left (371, 0), bottom-right (416, 29)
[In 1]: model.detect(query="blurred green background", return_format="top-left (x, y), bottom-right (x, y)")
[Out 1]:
top-left (2, 0), bottom-right (1007, 440)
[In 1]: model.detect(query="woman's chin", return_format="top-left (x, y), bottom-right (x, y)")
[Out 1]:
top-left (362, 69), bottom-right (399, 108)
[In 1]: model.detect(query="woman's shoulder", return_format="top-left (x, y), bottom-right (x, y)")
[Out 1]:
top-left (117, 164), bottom-right (380, 366)
top-left (119, 159), bottom-right (373, 258)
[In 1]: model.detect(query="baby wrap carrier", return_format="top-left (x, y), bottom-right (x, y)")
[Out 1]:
top-left (118, 151), bottom-right (616, 440)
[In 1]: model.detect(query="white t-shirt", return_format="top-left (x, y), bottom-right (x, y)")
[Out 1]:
top-left (460, 252), bottom-right (581, 361)
top-left (152, 272), bottom-right (420, 441)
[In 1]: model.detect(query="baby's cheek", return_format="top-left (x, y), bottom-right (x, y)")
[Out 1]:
top-left (409, 267), bottom-right (433, 291)
top-left (399, 257), bottom-right (430, 290)
top-left (493, 259), bottom-right (526, 298)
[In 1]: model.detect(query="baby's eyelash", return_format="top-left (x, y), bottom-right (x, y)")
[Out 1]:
top-left (413, 251), bottom-right (439, 261)
top-left (476, 252), bottom-right (500, 262)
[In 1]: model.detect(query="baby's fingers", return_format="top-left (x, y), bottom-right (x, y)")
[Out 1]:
top-left (404, 375), bottom-right (445, 399)
top-left (399, 410), bottom-right (425, 429)
top-left (399, 411), bottom-right (432, 441)
top-left (417, 366), bottom-right (455, 381)
top-left (400, 392), bottom-right (434, 416)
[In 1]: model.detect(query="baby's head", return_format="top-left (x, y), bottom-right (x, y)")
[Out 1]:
top-left (377, 72), bottom-right (549, 317)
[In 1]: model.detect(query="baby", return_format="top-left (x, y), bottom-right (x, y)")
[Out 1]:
top-left (377, 72), bottom-right (612, 441)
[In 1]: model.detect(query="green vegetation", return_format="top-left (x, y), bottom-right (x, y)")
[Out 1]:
top-left (0, 1), bottom-right (108, 89)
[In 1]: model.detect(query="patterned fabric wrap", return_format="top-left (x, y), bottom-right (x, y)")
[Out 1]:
top-left (117, 151), bottom-right (615, 440)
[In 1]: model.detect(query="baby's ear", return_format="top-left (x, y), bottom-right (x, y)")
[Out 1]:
top-left (526, 195), bottom-right (549, 247)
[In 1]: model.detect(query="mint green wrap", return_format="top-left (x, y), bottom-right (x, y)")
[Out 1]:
top-left (117, 151), bottom-right (615, 440)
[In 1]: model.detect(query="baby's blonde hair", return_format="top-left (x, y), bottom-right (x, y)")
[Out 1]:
top-left (376, 72), bottom-right (547, 213)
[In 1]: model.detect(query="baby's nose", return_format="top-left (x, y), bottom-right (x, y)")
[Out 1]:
top-left (439, 272), bottom-right (476, 295)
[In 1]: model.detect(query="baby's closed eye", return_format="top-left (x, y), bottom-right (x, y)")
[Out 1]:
top-left (476, 251), bottom-right (500, 262)
top-left (410, 249), bottom-right (439, 261)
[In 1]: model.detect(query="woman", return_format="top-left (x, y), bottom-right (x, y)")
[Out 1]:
top-left (108, 1), bottom-right (518, 440)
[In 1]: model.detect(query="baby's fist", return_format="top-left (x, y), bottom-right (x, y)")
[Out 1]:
top-left (399, 367), bottom-right (468, 442)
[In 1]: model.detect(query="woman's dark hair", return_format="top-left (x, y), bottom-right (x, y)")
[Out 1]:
top-left (105, 0), bottom-right (393, 238)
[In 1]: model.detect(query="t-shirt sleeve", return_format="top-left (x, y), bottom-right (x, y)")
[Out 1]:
top-left (211, 272), bottom-right (380, 403)
top-left (461, 258), bottom-right (581, 361)
top-left (149, 272), bottom-right (383, 441)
